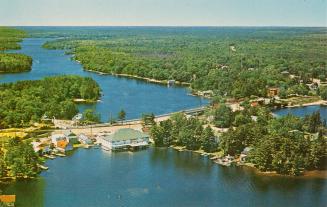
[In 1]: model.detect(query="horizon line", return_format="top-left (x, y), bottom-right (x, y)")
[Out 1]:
top-left (4, 25), bottom-right (327, 28)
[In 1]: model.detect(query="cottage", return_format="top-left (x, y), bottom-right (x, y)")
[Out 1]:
top-left (267, 88), bottom-right (279, 97)
top-left (167, 80), bottom-right (175, 87)
top-left (51, 134), bottom-right (73, 152)
top-left (31, 141), bottom-right (51, 155)
top-left (64, 131), bottom-right (79, 144)
top-left (72, 113), bottom-right (83, 121)
top-left (99, 128), bottom-right (149, 150)
top-left (0, 195), bottom-right (16, 207)
top-left (51, 134), bottom-right (68, 146)
top-left (240, 147), bottom-right (252, 162)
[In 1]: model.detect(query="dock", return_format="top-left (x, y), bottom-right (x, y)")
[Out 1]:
top-left (44, 154), bottom-right (56, 159)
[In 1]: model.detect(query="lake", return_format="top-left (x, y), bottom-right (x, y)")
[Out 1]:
top-left (0, 37), bottom-right (208, 122)
top-left (1, 28), bottom-right (327, 207)
top-left (3, 148), bottom-right (327, 207)
top-left (274, 105), bottom-right (327, 121)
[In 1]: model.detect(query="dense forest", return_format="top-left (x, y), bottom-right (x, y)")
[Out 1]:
top-left (151, 113), bottom-right (218, 153)
top-left (0, 137), bottom-right (41, 179)
top-left (42, 27), bottom-right (327, 99)
top-left (0, 53), bottom-right (32, 73)
top-left (0, 75), bottom-right (100, 128)
top-left (0, 27), bottom-right (33, 73)
top-left (0, 27), bottom-right (26, 51)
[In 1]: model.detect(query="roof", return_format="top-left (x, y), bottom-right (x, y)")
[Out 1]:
top-left (104, 128), bottom-right (149, 142)
top-left (0, 195), bottom-right (16, 203)
top-left (57, 140), bottom-right (68, 149)
top-left (242, 147), bottom-right (253, 155)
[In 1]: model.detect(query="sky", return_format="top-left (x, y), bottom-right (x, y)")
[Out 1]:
top-left (0, 0), bottom-right (326, 26)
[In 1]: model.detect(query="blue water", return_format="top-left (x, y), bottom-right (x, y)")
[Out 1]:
top-left (274, 105), bottom-right (327, 121)
top-left (4, 148), bottom-right (327, 207)
top-left (0, 38), bottom-right (207, 122)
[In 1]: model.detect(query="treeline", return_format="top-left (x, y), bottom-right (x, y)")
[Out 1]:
top-left (0, 27), bottom-right (33, 73)
top-left (0, 75), bottom-right (101, 129)
top-left (0, 27), bottom-right (26, 51)
top-left (0, 137), bottom-right (41, 179)
top-left (43, 27), bottom-right (327, 98)
top-left (0, 53), bottom-right (32, 73)
top-left (151, 113), bottom-right (218, 153)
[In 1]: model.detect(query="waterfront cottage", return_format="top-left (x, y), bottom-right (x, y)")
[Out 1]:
top-left (99, 128), bottom-right (149, 150)
top-left (240, 147), bottom-right (253, 162)
top-left (51, 133), bottom-right (73, 152)
top-left (31, 141), bottom-right (51, 155)
top-left (267, 87), bottom-right (279, 97)
top-left (64, 130), bottom-right (79, 144)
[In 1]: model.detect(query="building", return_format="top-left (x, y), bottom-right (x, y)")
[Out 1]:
top-left (78, 134), bottom-right (93, 145)
top-left (51, 134), bottom-right (68, 145)
top-left (98, 128), bottom-right (149, 150)
top-left (64, 130), bottom-right (79, 144)
top-left (240, 147), bottom-right (253, 162)
top-left (0, 195), bottom-right (16, 207)
top-left (72, 113), bottom-right (83, 125)
top-left (31, 141), bottom-right (51, 155)
top-left (267, 88), bottom-right (279, 97)
top-left (167, 80), bottom-right (175, 87)
top-left (51, 133), bottom-right (73, 152)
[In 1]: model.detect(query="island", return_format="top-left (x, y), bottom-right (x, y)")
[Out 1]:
top-left (0, 27), bottom-right (33, 73)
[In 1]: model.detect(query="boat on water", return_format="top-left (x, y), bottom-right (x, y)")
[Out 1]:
top-left (43, 154), bottom-right (56, 159)
top-left (214, 155), bottom-right (234, 167)
top-left (37, 164), bottom-right (49, 170)
top-left (55, 153), bottom-right (66, 157)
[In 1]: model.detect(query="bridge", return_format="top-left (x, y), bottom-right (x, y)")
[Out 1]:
top-left (69, 106), bottom-right (208, 129)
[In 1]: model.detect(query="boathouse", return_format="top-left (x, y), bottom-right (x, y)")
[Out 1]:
top-left (99, 128), bottom-right (149, 150)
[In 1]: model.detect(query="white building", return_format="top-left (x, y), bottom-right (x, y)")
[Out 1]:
top-left (98, 128), bottom-right (149, 150)
top-left (51, 134), bottom-right (68, 146)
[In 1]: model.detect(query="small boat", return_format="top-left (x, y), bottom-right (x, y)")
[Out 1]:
top-left (55, 153), bottom-right (66, 157)
top-left (37, 164), bottom-right (49, 170)
top-left (44, 154), bottom-right (56, 159)
top-left (214, 155), bottom-right (234, 167)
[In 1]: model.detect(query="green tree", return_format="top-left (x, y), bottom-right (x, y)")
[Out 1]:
top-left (201, 126), bottom-right (218, 153)
top-left (319, 86), bottom-right (327, 100)
top-left (118, 109), bottom-right (126, 123)
top-left (213, 104), bottom-right (234, 128)
top-left (82, 109), bottom-right (100, 123)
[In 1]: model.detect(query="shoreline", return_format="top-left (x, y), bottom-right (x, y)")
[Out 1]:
top-left (73, 98), bottom-right (99, 104)
top-left (240, 164), bottom-right (327, 179)
top-left (84, 69), bottom-right (191, 86)
top-left (284, 100), bottom-right (327, 108)
top-left (170, 146), bottom-right (327, 179)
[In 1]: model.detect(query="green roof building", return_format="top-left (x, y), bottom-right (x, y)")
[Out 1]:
top-left (99, 128), bottom-right (149, 150)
